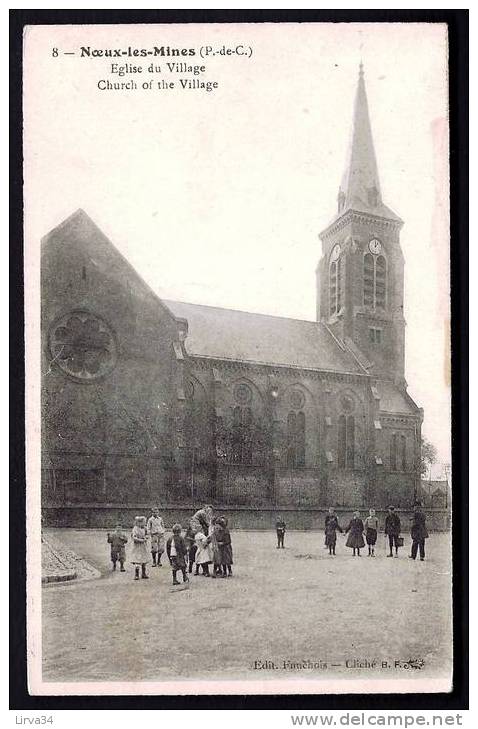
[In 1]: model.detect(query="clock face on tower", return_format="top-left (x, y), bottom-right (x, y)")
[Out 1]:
top-left (369, 238), bottom-right (382, 255)
top-left (330, 243), bottom-right (341, 261)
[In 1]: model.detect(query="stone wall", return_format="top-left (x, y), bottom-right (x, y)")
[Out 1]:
top-left (42, 504), bottom-right (451, 531)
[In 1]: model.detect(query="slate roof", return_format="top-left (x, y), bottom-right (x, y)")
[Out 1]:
top-left (165, 300), bottom-right (365, 374)
top-left (377, 381), bottom-right (417, 415)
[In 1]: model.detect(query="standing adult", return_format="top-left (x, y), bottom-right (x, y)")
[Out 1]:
top-left (385, 506), bottom-right (401, 558)
top-left (147, 507), bottom-right (166, 567)
top-left (409, 501), bottom-right (429, 561)
top-left (190, 504), bottom-right (214, 536)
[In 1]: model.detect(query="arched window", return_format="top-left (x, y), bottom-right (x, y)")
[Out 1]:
top-left (185, 378), bottom-right (210, 467)
top-left (287, 446), bottom-right (295, 468)
top-left (400, 435), bottom-right (406, 471)
top-left (363, 253), bottom-right (387, 310)
top-left (243, 407), bottom-right (253, 464)
top-left (390, 433), bottom-right (397, 471)
top-left (337, 395), bottom-right (355, 469)
top-left (329, 258), bottom-right (343, 316)
top-left (231, 405), bottom-right (253, 464)
top-left (296, 411), bottom-right (306, 466)
top-left (286, 410), bottom-right (306, 468)
top-left (376, 255), bottom-right (387, 308)
top-left (390, 433), bottom-right (406, 471)
top-left (346, 415), bottom-right (355, 468)
top-left (363, 253), bottom-right (375, 307)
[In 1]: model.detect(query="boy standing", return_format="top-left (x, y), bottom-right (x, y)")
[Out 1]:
top-left (218, 516), bottom-right (233, 577)
top-left (184, 522), bottom-right (197, 574)
top-left (324, 507), bottom-right (343, 556)
top-left (166, 524), bottom-right (189, 585)
top-left (107, 524), bottom-right (128, 571)
top-left (276, 516), bottom-right (286, 549)
top-left (147, 507), bottom-right (165, 567)
top-left (385, 506), bottom-right (401, 558)
top-left (364, 508), bottom-right (379, 557)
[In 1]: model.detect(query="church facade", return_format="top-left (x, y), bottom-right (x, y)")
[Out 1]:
top-left (41, 66), bottom-right (424, 526)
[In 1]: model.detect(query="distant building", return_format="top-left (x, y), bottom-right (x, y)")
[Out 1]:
top-left (41, 65), bottom-right (423, 523)
top-left (417, 480), bottom-right (451, 510)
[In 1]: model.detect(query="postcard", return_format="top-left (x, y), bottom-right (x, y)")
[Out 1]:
top-left (23, 20), bottom-right (452, 695)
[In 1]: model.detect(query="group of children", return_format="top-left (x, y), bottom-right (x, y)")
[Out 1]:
top-left (107, 510), bottom-right (234, 585)
top-left (276, 504), bottom-right (426, 559)
top-left (324, 508), bottom-right (381, 557)
top-left (275, 508), bottom-right (383, 557)
top-left (107, 503), bottom-right (426, 582)
top-left (324, 506), bottom-right (402, 557)
top-left (324, 508), bottom-right (382, 557)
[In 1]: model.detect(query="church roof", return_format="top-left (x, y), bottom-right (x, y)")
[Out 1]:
top-left (327, 64), bottom-right (402, 227)
top-left (377, 381), bottom-right (417, 415)
top-left (165, 300), bottom-right (365, 375)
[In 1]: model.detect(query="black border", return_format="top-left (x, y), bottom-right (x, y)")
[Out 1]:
top-left (10, 8), bottom-right (469, 711)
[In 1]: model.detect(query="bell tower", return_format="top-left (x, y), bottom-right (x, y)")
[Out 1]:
top-left (316, 63), bottom-right (406, 386)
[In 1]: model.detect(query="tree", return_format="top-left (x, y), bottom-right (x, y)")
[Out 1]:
top-left (420, 437), bottom-right (438, 479)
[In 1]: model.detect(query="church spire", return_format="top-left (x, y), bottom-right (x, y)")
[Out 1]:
top-left (337, 63), bottom-right (385, 217)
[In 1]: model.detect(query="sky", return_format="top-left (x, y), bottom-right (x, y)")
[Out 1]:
top-left (24, 22), bottom-right (450, 474)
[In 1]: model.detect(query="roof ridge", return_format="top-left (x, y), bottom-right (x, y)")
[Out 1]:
top-left (164, 299), bottom-right (320, 325)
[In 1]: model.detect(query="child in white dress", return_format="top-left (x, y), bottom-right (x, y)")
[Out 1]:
top-left (194, 531), bottom-right (212, 576)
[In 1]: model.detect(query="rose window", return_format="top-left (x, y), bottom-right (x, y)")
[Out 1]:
top-left (234, 383), bottom-right (252, 405)
top-left (49, 311), bottom-right (117, 381)
top-left (340, 395), bottom-right (355, 413)
top-left (290, 389), bottom-right (305, 410)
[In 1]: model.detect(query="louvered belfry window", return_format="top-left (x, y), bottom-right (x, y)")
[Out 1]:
top-left (363, 253), bottom-right (387, 309)
top-left (329, 257), bottom-right (343, 315)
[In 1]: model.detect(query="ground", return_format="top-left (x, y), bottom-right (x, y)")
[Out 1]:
top-left (42, 529), bottom-right (452, 685)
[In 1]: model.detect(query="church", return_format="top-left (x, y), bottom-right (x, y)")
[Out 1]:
top-left (41, 65), bottom-right (424, 527)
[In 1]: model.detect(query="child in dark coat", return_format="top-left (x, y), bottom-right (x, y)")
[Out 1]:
top-left (385, 506), bottom-right (402, 558)
top-left (324, 508), bottom-right (343, 555)
top-left (275, 517), bottom-right (286, 549)
top-left (107, 524), bottom-right (128, 571)
top-left (166, 524), bottom-right (189, 585)
top-left (218, 517), bottom-right (233, 576)
top-left (184, 523), bottom-right (197, 574)
top-left (345, 511), bottom-right (365, 556)
top-left (209, 516), bottom-right (224, 578)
